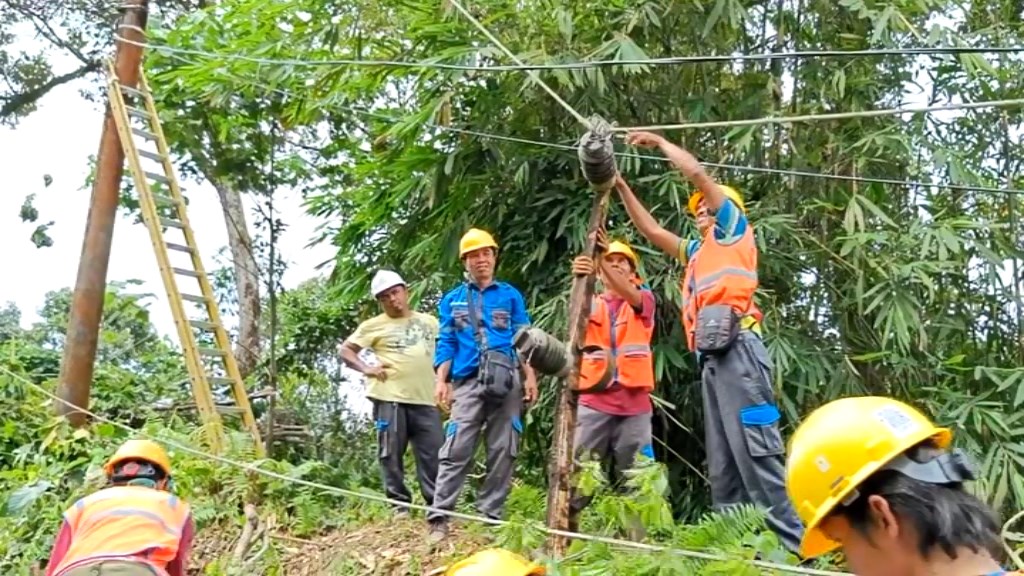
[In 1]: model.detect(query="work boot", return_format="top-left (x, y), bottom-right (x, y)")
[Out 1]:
top-left (427, 519), bottom-right (449, 544)
top-left (393, 506), bottom-right (411, 519)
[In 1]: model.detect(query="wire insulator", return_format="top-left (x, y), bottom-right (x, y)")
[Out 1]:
top-left (578, 115), bottom-right (617, 191)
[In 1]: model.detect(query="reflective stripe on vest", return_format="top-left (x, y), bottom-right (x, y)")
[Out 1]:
top-left (681, 227), bottom-right (764, 351)
top-left (579, 294), bottom-right (655, 391)
top-left (53, 485), bottom-right (190, 576)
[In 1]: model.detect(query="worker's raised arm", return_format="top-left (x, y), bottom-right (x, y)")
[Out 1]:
top-left (613, 174), bottom-right (684, 258)
top-left (626, 131), bottom-right (724, 213)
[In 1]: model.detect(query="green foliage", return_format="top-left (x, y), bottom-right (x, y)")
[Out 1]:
top-left (146, 0), bottom-right (1024, 521)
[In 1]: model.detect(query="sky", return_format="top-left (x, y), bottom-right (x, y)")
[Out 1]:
top-left (0, 28), bottom-right (373, 414)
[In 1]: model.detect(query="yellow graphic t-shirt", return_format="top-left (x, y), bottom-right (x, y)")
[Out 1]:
top-left (346, 311), bottom-right (439, 406)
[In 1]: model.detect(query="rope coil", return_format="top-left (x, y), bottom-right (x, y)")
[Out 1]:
top-left (515, 327), bottom-right (572, 376)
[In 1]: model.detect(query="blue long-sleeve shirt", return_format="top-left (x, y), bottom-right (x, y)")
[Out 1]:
top-left (433, 281), bottom-right (531, 381)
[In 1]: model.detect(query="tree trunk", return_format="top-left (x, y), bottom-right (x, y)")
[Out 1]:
top-left (208, 172), bottom-right (262, 379)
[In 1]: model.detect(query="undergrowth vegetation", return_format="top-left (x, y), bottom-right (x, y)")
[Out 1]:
top-left (0, 296), bottom-right (836, 574)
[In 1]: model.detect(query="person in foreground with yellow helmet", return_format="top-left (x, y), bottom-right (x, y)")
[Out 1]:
top-left (429, 228), bottom-right (538, 542)
top-left (445, 548), bottom-right (545, 576)
top-left (568, 228), bottom-right (657, 532)
top-left (45, 439), bottom-right (194, 576)
top-left (787, 396), bottom-right (1016, 576)
top-left (612, 131), bottom-right (804, 553)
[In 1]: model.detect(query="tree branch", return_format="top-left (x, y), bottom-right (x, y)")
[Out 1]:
top-left (0, 61), bottom-right (100, 121)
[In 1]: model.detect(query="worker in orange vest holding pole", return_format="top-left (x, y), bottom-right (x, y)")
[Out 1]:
top-left (567, 229), bottom-right (657, 534)
top-left (788, 396), bottom-right (1020, 575)
top-left (612, 131), bottom-right (804, 554)
top-left (45, 439), bottom-right (194, 576)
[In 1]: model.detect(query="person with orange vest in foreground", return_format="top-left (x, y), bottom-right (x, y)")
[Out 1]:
top-left (787, 396), bottom-right (1019, 576)
top-left (445, 548), bottom-right (545, 576)
top-left (612, 131), bottom-right (804, 554)
top-left (45, 439), bottom-right (194, 576)
top-left (567, 229), bottom-right (656, 529)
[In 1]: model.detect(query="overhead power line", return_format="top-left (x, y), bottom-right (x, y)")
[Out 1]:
top-left (614, 98), bottom-right (1024, 132)
top-left (444, 0), bottom-right (592, 127)
top-left (157, 50), bottom-right (1024, 196)
top-left (114, 35), bottom-right (1024, 71)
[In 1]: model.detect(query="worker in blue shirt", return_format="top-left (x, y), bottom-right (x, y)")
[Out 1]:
top-left (429, 227), bottom-right (538, 542)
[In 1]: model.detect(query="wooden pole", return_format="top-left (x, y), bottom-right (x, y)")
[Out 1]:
top-left (56, 0), bottom-right (149, 425)
top-left (545, 187), bottom-right (612, 555)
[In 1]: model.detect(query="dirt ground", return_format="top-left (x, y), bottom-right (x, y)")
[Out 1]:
top-left (191, 516), bottom-right (494, 575)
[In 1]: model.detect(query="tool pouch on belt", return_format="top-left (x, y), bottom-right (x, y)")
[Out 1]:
top-left (694, 304), bottom-right (740, 355)
top-left (467, 287), bottom-right (516, 402)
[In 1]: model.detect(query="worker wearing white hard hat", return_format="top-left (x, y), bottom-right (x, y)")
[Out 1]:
top-left (339, 269), bottom-right (443, 518)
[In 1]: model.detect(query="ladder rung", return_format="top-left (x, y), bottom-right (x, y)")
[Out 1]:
top-left (120, 85), bottom-right (147, 98)
top-left (160, 218), bottom-right (185, 229)
top-left (131, 127), bottom-right (156, 141)
top-left (209, 376), bottom-right (234, 386)
top-left (190, 319), bottom-right (219, 330)
top-left (199, 347), bottom-right (226, 357)
top-left (166, 242), bottom-right (192, 253)
top-left (138, 149), bottom-right (165, 162)
top-left (180, 293), bottom-right (206, 303)
top-left (144, 171), bottom-right (170, 185)
top-left (152, 193), bottom-right (176, 206)
top-left (215, 405), bottom-right (243, 415)
top-left (127, 107), bottom-right (150, 120)
top-left (172, 267), bottom-right (200, 278)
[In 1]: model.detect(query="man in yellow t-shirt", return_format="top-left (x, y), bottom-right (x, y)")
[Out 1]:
top-left (340, 270), bottom-right (443, 517)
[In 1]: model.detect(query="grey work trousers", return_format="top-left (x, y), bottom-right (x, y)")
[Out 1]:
top-left (371, 399), bottom-right (444, 510)
top-left (569, 405), bottom-right (653, 516)
top-left (428, 376), bottom-right (523, 523)
top-left (701, 330), bottom-right (805, 554)
top-left (61, 560), bottom-right (159, 576)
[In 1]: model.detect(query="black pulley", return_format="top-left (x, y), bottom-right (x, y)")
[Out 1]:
top-left (577, 115), bottom-right (617, 191)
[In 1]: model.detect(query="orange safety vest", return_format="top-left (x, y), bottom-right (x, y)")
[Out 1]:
top-left (680, 226), bottom-right (764, 351)
top-left (579, 292), bottom-right (655, 392)
top-left (52, 485), bottom-right (191, 576)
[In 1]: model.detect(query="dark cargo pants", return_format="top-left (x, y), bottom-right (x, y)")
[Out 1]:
top-left (428, 376), bottom-right (523, 523)
top-left (372, 400), bottom-right (444, 511)
top-left (702, 330), bottom-right (805, 554)
top-left (569, 404), bottom-right (654, 517)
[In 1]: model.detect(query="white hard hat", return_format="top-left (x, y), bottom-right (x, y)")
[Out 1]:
top-left (371, 270), bottom-right (406, 297)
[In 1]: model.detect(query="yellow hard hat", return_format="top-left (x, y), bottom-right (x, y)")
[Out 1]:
top-left (786, 396), bottom-right (952, 559)
top-left (104, 439), bottom-right (172, 477)
top-left (459, 228), bottom-right (499, 258)
top-left (687, 185), bottom-right (745, 216)
top-left (445, 549), bottom-right (545, 576)
top-left (605, 240), bottom-right (638, 269)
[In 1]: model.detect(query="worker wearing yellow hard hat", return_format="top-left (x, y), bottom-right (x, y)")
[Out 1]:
top-left (429, 227), bottom-right (538, 542)
top-left (611, 130), bottom-right (804, 555)
top-left (445, 549), bottom-right (545, 576)
top-left (568, 228), bottom-right (656, 537)
top-left (45, 439), bottom-right (195, 576)
top-left (787, 396), bottom-right (1014, 576)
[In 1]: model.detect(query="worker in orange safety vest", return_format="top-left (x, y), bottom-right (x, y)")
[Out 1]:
top-left (788, 396), bottom-right (1020, 576)
top-left (45, 439), bottom-right (194, 576)
top-left (567, 228), bottom-right (657, 531)
top-left (612, 131), bottom-right (804, 554)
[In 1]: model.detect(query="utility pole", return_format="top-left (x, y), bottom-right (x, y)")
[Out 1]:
top-left (56, 0), bottom-right (150, 425)
top-left (545, 117), bottom-right (617, 555)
